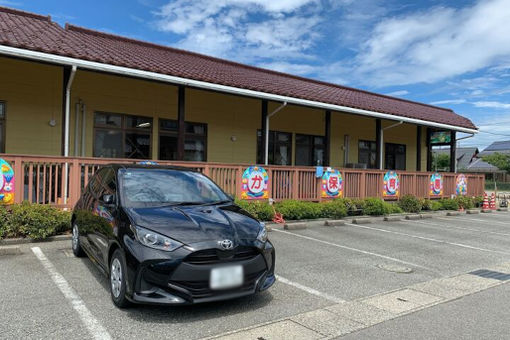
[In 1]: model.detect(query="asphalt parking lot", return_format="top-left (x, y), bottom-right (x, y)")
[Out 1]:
top-left (1, 211), bottom-right (510, 339)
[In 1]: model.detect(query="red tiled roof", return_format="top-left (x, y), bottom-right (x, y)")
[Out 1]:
top-left (0, 7), bottom-right (477, 130)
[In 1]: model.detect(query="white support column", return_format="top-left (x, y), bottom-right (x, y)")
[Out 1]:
top-left (63, 66), bottom-right (77, 205)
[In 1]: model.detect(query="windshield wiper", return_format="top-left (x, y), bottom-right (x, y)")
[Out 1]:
top-left (201, 199), bottom-right (232, 206)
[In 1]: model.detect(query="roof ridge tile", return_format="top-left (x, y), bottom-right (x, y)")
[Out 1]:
top-left (0, 6), bottom-right (51, 21)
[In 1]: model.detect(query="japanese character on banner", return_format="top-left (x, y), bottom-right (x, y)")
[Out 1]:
top-left (241, 166), bottom-right (269, 200)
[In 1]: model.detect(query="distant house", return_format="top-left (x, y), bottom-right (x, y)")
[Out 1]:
top-left (432, 147), bottom-right (479, 172)
top-left (470, 140), bottom-right (510, 182)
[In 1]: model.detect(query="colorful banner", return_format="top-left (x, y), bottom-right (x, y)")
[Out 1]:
top-left (321, 169), bottom-right (343, 198)
top-left (383, 171), bottom-right (400, 198)
top-left (456, 174), bottom-right (467, 196)
top-left (429, 173), bottom-right (443, 197)
top-left (430, 131), bottom-right (452, 144)
top-left (0, 159), bottom-right (14, 204)
top-left (241, 166), bottom-right (269, 200)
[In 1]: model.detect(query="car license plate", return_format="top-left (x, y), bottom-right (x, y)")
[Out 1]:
top-left (210, 265), bottom-right (243, 290)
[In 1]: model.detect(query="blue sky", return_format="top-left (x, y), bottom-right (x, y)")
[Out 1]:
top-left (4, 0), bottom-right (510, 149)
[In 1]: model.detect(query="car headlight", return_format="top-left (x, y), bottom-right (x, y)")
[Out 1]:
top-left (134, 226), bottom-right (183, 252)
top-left (257, 222), bottom-right (268, 243)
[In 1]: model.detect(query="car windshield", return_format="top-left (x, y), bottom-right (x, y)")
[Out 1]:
top-left (118, 168), bottom-right (230, 207)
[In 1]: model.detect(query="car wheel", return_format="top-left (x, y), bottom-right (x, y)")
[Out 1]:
top-left (110, 249), bottom-right (130, 308)
top-left (71, 224), bottom-right (85, 257)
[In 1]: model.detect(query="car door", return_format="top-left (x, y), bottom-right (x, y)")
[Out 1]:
top-left (88, 167), bottom-right (118, 269)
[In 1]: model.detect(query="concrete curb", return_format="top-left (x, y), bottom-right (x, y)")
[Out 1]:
top-left (446, 211), bottom-right (461, 216)
top-left (384, 216), bottom-right (402, 222)
top-left (284, 222), bottom-right (307, 230)
top-left (420, 213), bottom-right (434, 219)
top-left (481, 209), bottom-right (493, 213)
top-left (352, 217), bottom-right (373, 224)
top-left (0, 234), bottom-right (71, 246)
top-left (497, 208), bottom-right (508, 212)
top-left (0, 245), bottom-right (22, 255)
top-left (405, 214), bottom-right (421, 220)
top-left (324, 220), bottom-right (346, 227)
top-left (466, 209), bottom-right (480, 214)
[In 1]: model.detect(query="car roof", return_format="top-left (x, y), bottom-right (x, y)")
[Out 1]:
top-left (104, 163), bottom-right (200, 173)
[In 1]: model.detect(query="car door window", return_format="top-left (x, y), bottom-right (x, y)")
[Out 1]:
top-left (97, 168), bottom-right (117, 200)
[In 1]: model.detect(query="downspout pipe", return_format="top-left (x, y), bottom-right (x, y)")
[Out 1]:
top-left (379, 121), bottom-right (403, 170)
top-left (64, 65), bottom-right (77, 205)
top-left (264, 101), bottom-right (287, 165)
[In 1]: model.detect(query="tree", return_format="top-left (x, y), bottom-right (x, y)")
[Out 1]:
top-left (432, 153), bottom-right (450, 171)
top-left (482, 152), bottom-right (510, 174)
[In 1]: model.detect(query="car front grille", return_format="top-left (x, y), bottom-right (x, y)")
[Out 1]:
top-left (169, 269), bottom-right (265, 300)
top-left (183, 246), bottom-right (260, 265)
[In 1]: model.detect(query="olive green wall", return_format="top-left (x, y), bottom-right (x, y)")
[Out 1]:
top-left (0, 56), bottom-right (63, 155)
top-left (2, 57), bottom-right (432, 171)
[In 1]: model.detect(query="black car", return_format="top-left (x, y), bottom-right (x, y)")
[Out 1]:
top-left (71, 164), bottom-right (275, 308)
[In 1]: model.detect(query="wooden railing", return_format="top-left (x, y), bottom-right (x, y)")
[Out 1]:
top-left (0, 154), bottom-right (485, 209)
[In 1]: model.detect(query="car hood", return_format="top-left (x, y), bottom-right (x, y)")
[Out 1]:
top-left (124, 204), bottom-right (261, 245)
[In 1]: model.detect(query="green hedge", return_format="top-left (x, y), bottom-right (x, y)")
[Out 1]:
top-left (399, 195), bottom-right (422, 213)
top-left (0, 202), bottom-right (71, 240)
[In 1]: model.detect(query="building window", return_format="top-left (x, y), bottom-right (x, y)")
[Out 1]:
top-left (93, 112), bottom-right (152, 159)
top-left (159, 119), bottom-right (207, 161)
top-left (295, 134), bottom-right (325, 166)
top-left (358, 140), bottom-right (377, 169)
top-left (385, 143), bottom-right (406, 170)
top-left (0, 101), bottom-right (5, 153)
top-left (257, 130), bottom-right (292, 165)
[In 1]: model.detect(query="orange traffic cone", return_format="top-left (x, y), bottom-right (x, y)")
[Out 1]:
top-left (490, 193), bottom-right (497, 210)
top-left (482, 193), bottom-right (490, 210)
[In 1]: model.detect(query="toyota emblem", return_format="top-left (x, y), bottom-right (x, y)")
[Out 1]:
top-left (219, 239), bottom-right (234, 250)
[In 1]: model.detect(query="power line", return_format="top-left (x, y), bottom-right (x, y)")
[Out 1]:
top-left (476, 130), bottom-right (510, 137)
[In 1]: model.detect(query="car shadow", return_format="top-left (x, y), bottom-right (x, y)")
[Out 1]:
top-left (79, 256), bottom-right (274, 324)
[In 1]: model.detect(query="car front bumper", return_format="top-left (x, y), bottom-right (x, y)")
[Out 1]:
top-left (124, 239), bottom-right (275, 305)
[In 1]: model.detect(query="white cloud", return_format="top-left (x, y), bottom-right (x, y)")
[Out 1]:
top-left (353, 0), bottom-right (510, 86)
top-left (385, 90), bottom-right (409, 97)
top-left (155, 0), bottom-right (320, 60)
top-left (473, 101), bottom-right (510, 109)
top-left (430, 99), bottom-right (466, 105)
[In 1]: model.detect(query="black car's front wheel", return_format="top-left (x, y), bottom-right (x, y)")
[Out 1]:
top-left (110, 249), bottom-right (130, 308)
top-left (71, 224), bottom-right (85, 257)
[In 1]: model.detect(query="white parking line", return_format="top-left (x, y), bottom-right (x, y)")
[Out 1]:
top-left (272, 228), bottom-right (434, 272)
top-left (437, 216), bottom-right (510, 226)
top-left (345, 223), bottom-right (510, 255)
top-left (31, 247), bottom-right (112, 340)
top-left (411, 220), bottom-right (510, 237)
top-left (275, 275), bottom-right (345, 303)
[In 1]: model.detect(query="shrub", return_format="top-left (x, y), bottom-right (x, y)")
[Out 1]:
top-left (472, 196), bottom-right (484, 208)
top-left (420, 199), bottom-right (432, 211)
top-left (439, 198), bottom-right (459, 211)
top-left (274, 200), bottom-right (323, 220)
top-left (455, 196), bottom-right (474, 210)
top-left (235, 199), bottom-right (274, 221)
top-left (384, 202), bottom-right (403, 214)
top-left (429, 200), bottom-right (443, 211)
top-left (361, 198), bottom-right (388, 216)
top-left (320, 199), bottom-right (348, 219)
top-left (0, 202), bottom-right (71, 240)
top-left (343, 198), bottom-right (364, 215)
top-left (399, 195), bottom-right (422, 213)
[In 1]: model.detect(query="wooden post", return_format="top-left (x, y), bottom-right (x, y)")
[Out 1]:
top-left (177, 85), bottom-right (186, 160)
top-left (450, 131), bottom-right (456, 173)
top-left (376, 119), bottom-right (382, 169)
top-left (14, 157), bottom-right (23, 203)
top-left (416, 126), bottom-right (422, 171)
top-left (292, 169), bottom-right (299, 200)
top-left (324, 110), bottom-right (331, 166)
top-left (260, 100), bottom-right (268, 164)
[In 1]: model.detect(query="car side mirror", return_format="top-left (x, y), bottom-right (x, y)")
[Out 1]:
top-left (102, 194), bottom-right (115, 205)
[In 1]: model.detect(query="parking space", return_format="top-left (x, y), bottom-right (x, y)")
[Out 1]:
top-left (1, 211), bottom-right (510, 339)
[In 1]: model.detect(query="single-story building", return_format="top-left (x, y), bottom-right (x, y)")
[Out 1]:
top-left (0, 7), bottom-right (483, 206)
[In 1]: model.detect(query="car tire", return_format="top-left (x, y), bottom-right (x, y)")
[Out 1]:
top-left (71, 224), bottom-right (85, 257)
top-left (110, 249), bottom-right (131, 308)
